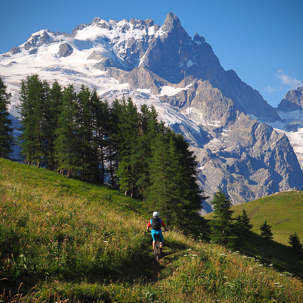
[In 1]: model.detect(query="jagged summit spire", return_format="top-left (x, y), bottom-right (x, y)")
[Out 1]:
top-left (161, 12), bottom-right (182, 32)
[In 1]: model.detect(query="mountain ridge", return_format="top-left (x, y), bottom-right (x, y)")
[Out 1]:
top-left (1, 12), bottom-right (302, 211)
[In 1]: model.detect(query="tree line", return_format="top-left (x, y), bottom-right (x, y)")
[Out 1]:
top-left (1, 75), bottom-right (206, 231)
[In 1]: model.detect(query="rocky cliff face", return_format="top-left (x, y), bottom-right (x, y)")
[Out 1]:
top-left (1, 12), bottom-right (302, 211)
top-left (278, 87), bottom-right (303, 111)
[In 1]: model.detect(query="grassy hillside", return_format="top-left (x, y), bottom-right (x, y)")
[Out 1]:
top-left (231, 191), bottom-right (303, 246)
top-left (204, 191), bottom-right (303, 279)
top-left (1, 158), bottom-right (303, 302)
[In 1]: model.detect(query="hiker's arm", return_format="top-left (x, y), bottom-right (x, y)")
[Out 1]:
top-left (146, 221), bottom-right (151, 231)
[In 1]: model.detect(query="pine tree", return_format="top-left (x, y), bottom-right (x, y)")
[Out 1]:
top-left (260, 221), bottom-right (273, 240)
top-left (77, 85), bottom-right (97, 181)
top-left (209, 190), bottom-right (237, 248)
top-left (18, 75), bottom-right (49, 167)
top-left (145, 122), bottom-right (206, 233)
top-left (288, 232), bottom-right (302, 252)
top-left (146, 130), bottom-right (175, 224)
top-left (134, 105), bottom-right (159, 200)
top-left (115, 97), bottom-right (140, 196)
top-left (233, 210), bottom-right (253, 246)
top-left (0, 77), bottom-right (13, 159)
top-left (107, 103), bottom-right (119, 186)
top-left (45, 80), bottom-right (63, 170)
top-left (54, 85), bottom-right (81, 177)
top-left (90, 88), bottom-right (107, 183)
top-left (171, 132), bottom-right (206, 233)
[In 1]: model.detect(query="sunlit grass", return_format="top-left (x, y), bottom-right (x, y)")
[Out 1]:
top-left (230, 191), bottom-right (303, 245)
top-left (1, 158), bottom-right (303, 302)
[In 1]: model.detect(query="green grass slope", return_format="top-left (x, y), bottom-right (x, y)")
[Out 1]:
top-left (204, 191), bottom-right (303, 279)
top-left (231, 191), bottom-right (303, 246)
top-left (1, 158), bottom-right (303, 302)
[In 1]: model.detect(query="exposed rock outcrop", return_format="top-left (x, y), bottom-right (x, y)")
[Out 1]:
top-left (58, 43), bottom-right (73, 57)
top-left (278, 87), bottom-right (303, 111)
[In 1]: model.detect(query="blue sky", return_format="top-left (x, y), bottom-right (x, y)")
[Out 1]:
top-left (1, 0), bottom-right (302, 107)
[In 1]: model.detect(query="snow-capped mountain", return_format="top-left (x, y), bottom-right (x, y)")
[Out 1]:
top-left (1, 12), bottom-right (302, 212)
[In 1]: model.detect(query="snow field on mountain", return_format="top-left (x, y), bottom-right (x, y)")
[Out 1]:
top-left (267, 111), bottom-right (303, 170)
top-left (160, 83), bottom-right (193, 96)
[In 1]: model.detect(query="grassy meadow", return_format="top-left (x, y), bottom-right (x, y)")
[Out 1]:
top-left (231, 191), bottom-right (303, 246)
top-left (1, 158), bottom-right (303, 302)
top-left (204, 190), bottom-right (303, 280)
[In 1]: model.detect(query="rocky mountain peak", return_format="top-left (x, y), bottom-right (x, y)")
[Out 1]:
top-left (161, 12), bottom-right (182, 32)
top-left (278, 86), bottom-right (303, 111)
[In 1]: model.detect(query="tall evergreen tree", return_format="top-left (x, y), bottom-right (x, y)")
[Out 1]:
top-left (90, 88), bottom-right (107, 183)
top-left (0, 77), bottom-right (13, 159)
top-left (54, 85), bottom-right (80, 177)
top-left (77, 85), bottom-right (98, 181)
top-left (209, 190), bottom-right (236, 248)
top-left (134, 105), bottom-right (159, 200)
top-left (18, 75), bottom-right (49, 167)
top-left (171, 132), bottom-right (205, 233)
top-left (146, 126), bottom-right (205, 232)
top-left (146, 130), bottom-right (174, 223)
top-left (107, 102), bottom-right (120, 186)
top-left (115, 97), bottom-right (140, 196)
top-left (45, 80), bottom-right (63, 170)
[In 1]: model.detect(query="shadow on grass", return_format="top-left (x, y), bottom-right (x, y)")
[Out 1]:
top-left (0, 242), bottom-right (153, 301)
top-left (239, 232), bottom-right (303, 279)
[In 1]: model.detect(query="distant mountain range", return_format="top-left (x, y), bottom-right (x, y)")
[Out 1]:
top-left (1, 12), bottom-right (302, 212)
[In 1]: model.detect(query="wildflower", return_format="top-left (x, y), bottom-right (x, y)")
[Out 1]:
top-left (258, 264), bottom-right (263, 267)
top-left (278, 285), bottom-right (283, 288)
top-left (269, 264), bottom-right (273, 267)
top-left (275, 282), bottom-right (280, 285)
